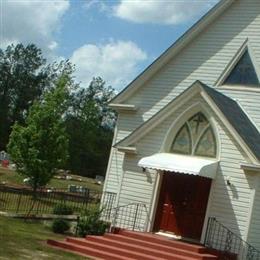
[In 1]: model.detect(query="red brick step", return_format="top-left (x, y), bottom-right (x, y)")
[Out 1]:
top-left (119, 230), bottom-right (207, 253)
top-left (47, 239), bottom-right (132, 260)
top-left (101, 234), bottom-right (216, 260)
top-left (67, 237), bottom-right (211, 260)
top-left (47, 230), bottom-right (218, 260)
top-left (65, 237), bottom-right (165, 260)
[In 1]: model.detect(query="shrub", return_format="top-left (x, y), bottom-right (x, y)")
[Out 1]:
top-left (77, 208), bottom-right (110, 237)
top-left (52, 218), bottom-right (70, 234)
top-left (53, 203), bottom-right (73, 215)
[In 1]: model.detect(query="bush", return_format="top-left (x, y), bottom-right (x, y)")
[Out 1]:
top-left (77, 208), bottom-right (110, 237)
top-left (52, 218), bottom-right (70, 234)
top-left (53, 203), bottom-right (73, 215)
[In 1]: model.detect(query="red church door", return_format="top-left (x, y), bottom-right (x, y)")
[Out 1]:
top-left (154, 172), bottom-right (212, 240)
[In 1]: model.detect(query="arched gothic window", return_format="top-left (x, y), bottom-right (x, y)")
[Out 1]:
top-left (170, 113), bottom-right (217, 158)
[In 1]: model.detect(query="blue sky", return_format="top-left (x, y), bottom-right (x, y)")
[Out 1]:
top-left (1, 0), bottom-right (218, 90)
top-left (58, 1), bottom-right (192, 59)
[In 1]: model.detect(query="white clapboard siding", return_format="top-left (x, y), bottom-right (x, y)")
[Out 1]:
top-left (103, 148), bottom-right (125, 193)
top-left (103, 0), bottom-right (260, 243)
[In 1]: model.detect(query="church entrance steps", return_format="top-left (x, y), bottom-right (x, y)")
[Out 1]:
top-left (47, 229), bottom-right (219, 260)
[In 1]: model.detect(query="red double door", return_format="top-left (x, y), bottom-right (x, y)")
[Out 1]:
top-left (154, 172), bottom-right (212, 240)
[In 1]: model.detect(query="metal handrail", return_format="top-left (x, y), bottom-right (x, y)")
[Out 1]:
top-left (102, 202), bottom-right (150, 232)
top-left (204, 217), bottom-right (260, 260)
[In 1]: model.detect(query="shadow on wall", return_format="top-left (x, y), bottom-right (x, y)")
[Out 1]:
top-left (209, 165), bottom-right (255, 239)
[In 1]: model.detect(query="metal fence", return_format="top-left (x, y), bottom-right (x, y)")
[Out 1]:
top-left (0, 185), bottom-right (116, 215)
top-left (204, 217), bottom-right (260, 260)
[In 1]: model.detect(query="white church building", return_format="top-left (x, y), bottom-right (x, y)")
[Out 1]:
top-left (102, 0), bottom-right (260, 254)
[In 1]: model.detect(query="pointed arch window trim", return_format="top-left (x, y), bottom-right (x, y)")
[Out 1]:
top-left (171, 112), bottom-right (217, 158)
top-left (186, 123), bottom-right (194, 149)
top-left (216, 39), bottom-right (260, 87)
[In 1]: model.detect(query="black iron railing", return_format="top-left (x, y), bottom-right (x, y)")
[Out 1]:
top-left (101, 202), bottom-right (149, 232)
top-left (0, 185), bottom-right (116, 215)
top-left (204, 217), bottom-right (260, 260)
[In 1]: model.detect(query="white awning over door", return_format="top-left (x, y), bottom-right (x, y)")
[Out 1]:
top-left (138, 153), bottom-right (219, 179)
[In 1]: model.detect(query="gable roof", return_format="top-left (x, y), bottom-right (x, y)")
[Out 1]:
top-left (111, 0), bottom-right (235, 104)
top-left (116, 81), bottom-right (260, 163)
top-left (201, 84), bottom-right (260, 161)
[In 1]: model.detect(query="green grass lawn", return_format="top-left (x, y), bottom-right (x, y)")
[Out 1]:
top-left (0, 215), bottom-right (86, 259)
top-left (0, 166), bottom-right (102, 192)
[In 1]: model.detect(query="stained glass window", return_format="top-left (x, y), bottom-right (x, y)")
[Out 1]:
top-left (188, 113), bottom-right (208, 144)
top-left (195, 128), bottom-right (216, 157)
top-left (224, 50), bottom-right (260, 86)
top-left (171, 124), bottom-right (191, 155)
top-left (170, 113), bottom-right (217, 158)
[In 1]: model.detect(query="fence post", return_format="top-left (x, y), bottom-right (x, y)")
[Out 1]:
top-left (0, 187), bottom-right (5, 210)
top-left (35, 190), bottom-right (41, 214)
top-left (84, 189), bottom-right (90, 210)
top-left (133, 204), bottom-right (140, 231)
top-left (110, 207), bottom-right (119, 233)
top-left (204, 217), bottom-right (216, 247)
top-left (16, 191), bottom-right (22, 213)
top-left (75, 215), bottom-right (80, 236)
top-left (107, 193), bottom-right (115, 219)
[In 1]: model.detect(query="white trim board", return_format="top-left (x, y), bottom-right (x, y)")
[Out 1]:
top-left (117, 146), bottom-right (137, 154)
top-left (109, 103), bottom-right (137, 112)
top-left (241, 163), bottom-right (260, 172)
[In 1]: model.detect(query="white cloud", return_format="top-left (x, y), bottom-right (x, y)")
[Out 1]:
top-left (71, 40), bottom-right (147, 90)
top-left (0, 0), bottom-right (69, 58)
top-left (114, 0), bottom-right (217, 25)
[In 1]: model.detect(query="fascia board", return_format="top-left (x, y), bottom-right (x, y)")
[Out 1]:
top-left (240, 162), bottom-right (260, 172)
top-left (117, 146), bottom-right (137, 154)
top-left (109, 103), bottom-right (137, 112)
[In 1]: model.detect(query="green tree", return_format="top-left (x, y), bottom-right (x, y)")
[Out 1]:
top-left (0, 44), bottom-right (47, 150)
top-left (66, 77), bottom-right (116, 177)
top-left (7, 75), bottom-right (70, 193)
top-left (0, 43), bottom-right (74, 150)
